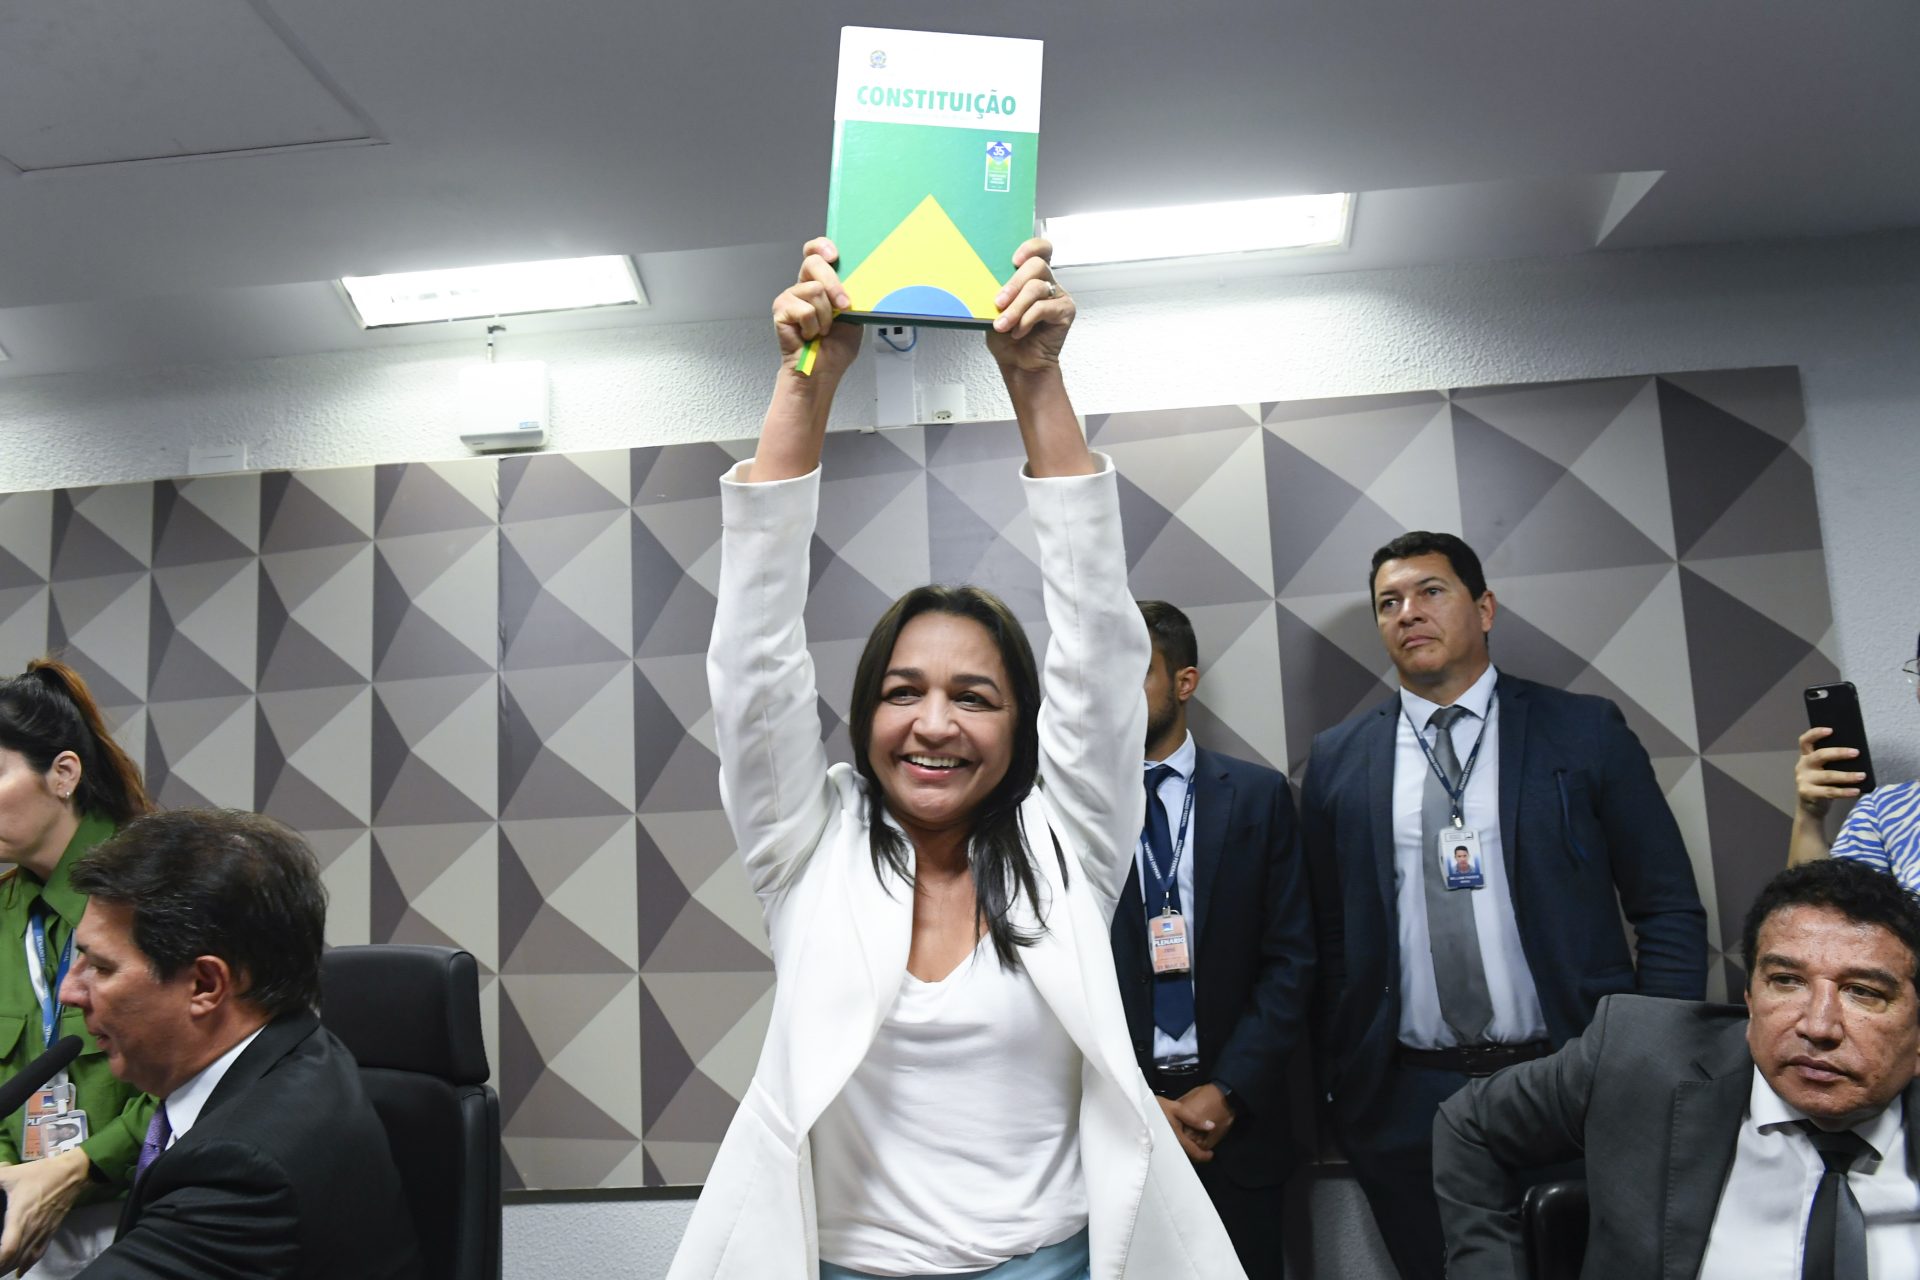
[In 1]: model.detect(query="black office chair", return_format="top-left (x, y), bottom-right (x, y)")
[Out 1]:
top-left (321, 945), bottom-right (502, 1280)
top-left (1522, 1179), bottom-right (1589, 1280)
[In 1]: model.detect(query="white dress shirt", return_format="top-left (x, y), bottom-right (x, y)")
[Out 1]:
top-left (1393, 665), bottom-right (1548, 1048)
top-left (162, 1026), bottom-right (264, 1148)
top-left (1700, 1070), bottom-right (1920, 1279)
top-left (1138, 732), bottom-right (1200, 1067)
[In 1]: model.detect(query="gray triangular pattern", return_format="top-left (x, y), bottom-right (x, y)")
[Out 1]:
top-left (1081, 404), bottom-right (1251, 448)
top-left (51, 512), bottom-right (146, 580)
top-left (1101, 425), bottom-right (1258, 519)
top-left (376, 460), bottom-right (496, 537)
top-left (146, 694), bottom-right (252, 773)
top-left (639, 735), bottom-right (723, 815)
top-left (1481, 470), bottom-right (1670, 576)
top-left (501, 453), bottom-right (628, 522)
top-left (152, 486), bottom-right (254, 568)
top-left (1266, 397), bottom-right (1438, 492)
top-left (505, 904), bottom-right (633, 975)
top-left (500, 816), bottom-right (633, 898)
top-left (1567, 378), bottom-right (1675, 559)
top-left (1683, 551), bottom-right (1832, 648)
top-left (644, 898), bottom-right (770, 973)
top-left (262, 470), bottom-right (374, 553)
top-left (1685, 447), bottom-right (1823, 560)
top-left (1492, 565), bottom-right (1670, 665)
top-left (373, 823), bottom-right (495, 900)
top-left (257, 684), bottom-right (365, 756)
top-left (1128, 515), bottom-right (1270, 606)
top-left (1172, 429), bottom-right (1275, 597)
top-left (1277, 493), bottom-right (1406, 599)
top-left (70, 485), bottom-right (152, 569)
top-left (1451, 376), bottom-right (1648, 469)
top-left (1660, 367), bottom-right (1805, 444)
top-left (830, 474), bottom-right (931, 604)
top-left (0, 493), bottom-right (53, 581)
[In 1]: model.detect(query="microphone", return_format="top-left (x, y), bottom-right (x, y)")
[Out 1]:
top-left (0, 1036), bottom-right (83, 1119)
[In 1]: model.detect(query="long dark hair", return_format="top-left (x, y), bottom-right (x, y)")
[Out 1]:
top-left (0, 658), bottom-right (151, 825)
top-left (849, 585), bottom-right (1049, 968)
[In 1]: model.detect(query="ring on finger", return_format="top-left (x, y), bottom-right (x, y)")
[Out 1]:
top-left (1046, 281), bottom-right (1062, 299)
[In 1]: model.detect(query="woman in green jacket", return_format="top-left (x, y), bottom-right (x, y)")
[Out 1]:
top-left (0, 659), bottom-right (155, 1278)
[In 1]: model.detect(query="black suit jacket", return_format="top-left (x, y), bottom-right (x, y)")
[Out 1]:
top-left (1111, 745), bottom-right (1315, 1187)
top-left (86, 1012), bottom-right (422, 1280)
top-left (1301, 674), bottom-right (1709, 1126)
top-left (1436, 994), bottom-right (1920, 1279)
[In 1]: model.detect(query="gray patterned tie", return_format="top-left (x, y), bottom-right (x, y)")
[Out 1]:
top-left (1422, 704), bottom-right (1494, 1043)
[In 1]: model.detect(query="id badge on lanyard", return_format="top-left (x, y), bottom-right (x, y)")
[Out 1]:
top-left (24, 913), bottom-right (73, 1081)
top-left (1142, 779), bottom-right (1195, 976)
top-left (22, 911), bottom-right (88, 1159)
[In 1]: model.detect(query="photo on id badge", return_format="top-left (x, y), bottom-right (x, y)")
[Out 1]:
top-left (1441, 829), bottom-right (1485, 890)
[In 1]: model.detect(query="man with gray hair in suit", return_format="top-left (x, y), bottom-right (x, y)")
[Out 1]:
top-left (1434, 857), bottom-right (1920, 1278)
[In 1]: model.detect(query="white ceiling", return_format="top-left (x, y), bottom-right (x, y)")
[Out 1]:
top-left (1, 0), bottom-right (1916, 378)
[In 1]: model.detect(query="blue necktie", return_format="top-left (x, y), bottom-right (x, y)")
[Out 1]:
top-left (1143, 764), bottom-right (1195, 1040)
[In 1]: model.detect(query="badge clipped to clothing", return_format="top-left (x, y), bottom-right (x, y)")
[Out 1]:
top-left (22, 1084), bottom-right (88, 1160)
top-left (1149, 910), bottom-right (1191, 975)
top-left (1439, 827), bottom-right (1486, 890)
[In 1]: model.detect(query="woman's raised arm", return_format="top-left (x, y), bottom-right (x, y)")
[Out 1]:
top-left (747, 237), bottom-right (863, 483)
top-left (985, 238), bottom-right (1094, 480)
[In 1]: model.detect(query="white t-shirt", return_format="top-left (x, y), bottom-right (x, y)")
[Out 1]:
top-left (811, 937), bottom-right (1088, 1275)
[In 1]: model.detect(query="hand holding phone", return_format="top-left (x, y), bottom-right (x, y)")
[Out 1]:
top-left (1802, 683), bottom-right (1876, 813)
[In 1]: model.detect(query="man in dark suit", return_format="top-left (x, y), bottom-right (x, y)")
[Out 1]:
top-left (1436, 858), bottom-right (1920, 1278)
top-left (54, 809), bottom-right (421, 1279)
top-left (1300, 531), bottom-right (1707, 1280)
top-left (1113, 600), bottom-right (1314, 1277)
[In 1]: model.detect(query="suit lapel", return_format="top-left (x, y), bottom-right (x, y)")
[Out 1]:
top-left (1191, 749), bottom-right (1228, 946)
top-left (1366, 701), bottom-right (1398, 921)
top-left (1662, 1020), bottom-right (1752, 1280)
top-left (1495, 676), bottom-right (1526, 882)
top-left (115, 1013), bottom-right (314, 1240)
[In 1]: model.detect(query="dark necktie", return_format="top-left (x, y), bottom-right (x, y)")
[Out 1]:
top-left (1421, 704), bottom-right (1493, 1042)
top-left (1800, 1121), bottom-right (1873, 1280)
top-left (1142, 763), bottom-right (1194, 1040)
top-left (135, 1104), bottom-right (171, 1181)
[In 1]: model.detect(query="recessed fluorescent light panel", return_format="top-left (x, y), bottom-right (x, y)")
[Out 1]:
top-left (1045, 192), bottom-right (1352, 267)
top-left (340, 255), bottom-right (646, 328)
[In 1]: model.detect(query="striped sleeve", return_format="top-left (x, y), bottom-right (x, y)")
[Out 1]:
top-left (1831, 780), bottom-right (1920, 893)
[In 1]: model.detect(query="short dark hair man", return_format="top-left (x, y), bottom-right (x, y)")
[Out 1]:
top-left (1114, 601), bottom-right (1314, 1276)
top-left (58, 809), bottom-right (422, 1279)
top-left (1300, 530), bottom-right (1708, 1279)
top-left (1436, 858), bottom-right (1920, 1277)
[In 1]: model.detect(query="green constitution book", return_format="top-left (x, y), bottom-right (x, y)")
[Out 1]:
top-left (825, 26), bottom-right (1043, 330)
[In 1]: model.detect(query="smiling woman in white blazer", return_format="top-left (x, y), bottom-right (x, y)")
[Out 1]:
top-left (664, 240), bottom-right (1244, 1280)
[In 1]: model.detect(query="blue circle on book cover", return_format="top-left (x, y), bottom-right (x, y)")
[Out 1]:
top-left (875, 285), bottom-right (971, 319)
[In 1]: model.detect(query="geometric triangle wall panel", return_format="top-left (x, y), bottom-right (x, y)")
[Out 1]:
top-left (0, 365), bottom-right (1832, 1190)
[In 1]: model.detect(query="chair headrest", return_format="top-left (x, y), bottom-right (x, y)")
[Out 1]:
top-left (320, 945), bottom-right (489, 1086)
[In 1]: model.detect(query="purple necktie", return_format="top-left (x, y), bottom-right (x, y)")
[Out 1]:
top-left (135, 1105), bottom-right (170, 1180)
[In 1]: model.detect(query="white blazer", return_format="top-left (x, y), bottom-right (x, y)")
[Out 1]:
top-left (667, 456), bottom-right (1245, 1280)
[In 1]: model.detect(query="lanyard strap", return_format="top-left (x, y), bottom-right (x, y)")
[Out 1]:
top-left (1405, 696), bottom-right (1494, 827)
top-left (25, 908), bottom-right (75, 1052)
top-left (1138, 775), bottom-right (1196, 896)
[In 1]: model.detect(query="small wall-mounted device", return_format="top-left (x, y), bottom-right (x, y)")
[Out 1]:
top-left (459, 326), bottom-right (549, 452)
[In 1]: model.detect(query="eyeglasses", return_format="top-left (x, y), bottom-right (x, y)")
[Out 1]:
top-left (1905, 659), bottom-right (1919, 687)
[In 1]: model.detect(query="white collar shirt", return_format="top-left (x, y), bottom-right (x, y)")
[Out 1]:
top-left (1700, 1069), bottom-right (1920, 1279)
top-left (162, 1026), bottom-right (265, 1149)
top-left (1392, 664), bottom-right (1547, 1048)
top-left (1138, 731), bottom-right (1199, 1067)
